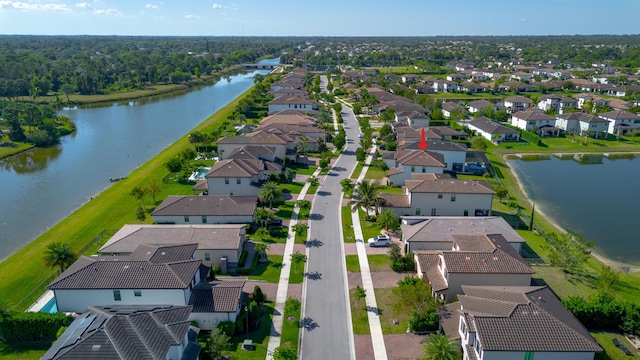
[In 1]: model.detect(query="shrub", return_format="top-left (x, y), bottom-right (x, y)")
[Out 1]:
top-left (0, 312), bottom-right (73, 343)
top-left (355, 147), bottom-right (366, 162)
top-left (217, 321), bottom-right (235, 337)
top-left (284, 297), bottom-right (301, 314)
top-left (409, 311), bottom-right (439, 332)
top-left (238, 249), bottom-right (248, 267)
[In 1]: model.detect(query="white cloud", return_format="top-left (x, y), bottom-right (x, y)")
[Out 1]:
top-left (184, 14), bottom-right (200, 20)
top-left (212, 3), bottom-right (222, 9)
top-left (75, 2), bottom-right (91, 9)
top-left (145, 3), bottom-right (158, 9)
top-left (0, 1), bottom-right (71, 11)
top-left (93, 8), bottom-right (123, 16)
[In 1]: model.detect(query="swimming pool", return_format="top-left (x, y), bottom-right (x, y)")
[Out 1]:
top-left (39, 297), bottom-right (58, 313)
top-left (188, 167), bottom-right (211, 181)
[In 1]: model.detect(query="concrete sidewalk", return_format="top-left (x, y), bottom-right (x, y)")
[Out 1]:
top-left (351, 144), bottom-right (388, 360)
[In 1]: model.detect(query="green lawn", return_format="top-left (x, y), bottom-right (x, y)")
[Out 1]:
top-left (0, 343), bottom-right (48, 360)
top-left (345, 255), bottom-right (361, 272)
top-left (289, 258), bottom-right (305, 284)
top-left (287, 164), bottom-right (317, 176)
top-left (294, 230), bottom-right (307, 244)
top-left (248, 254), bottom-right (283, 283)
top-left (227, 303), bottom-right (274, 360)
top-left (349, 289), bottom-right (370, 335)
top-left (375, 288), bottom-right (411, 335)
top-left (276, 201), bottom-right (295, 219)
top-left (591, 331), bottom-right (640, 360)
top-left (0, 140), bottom-right (33, 159)
top-left (342, 206), bottom-right (355, 243)
top-left (364, 166), bottom-right (386, 180)
top-left (378, 185), bottom-right (403, 195)
top-left (368, 254), bottom-right (391, 272)
top-left (280, 300), bottom-right (301, 353)
top-left (358, 208), bottom-right (384, 242)
top-left (280, 182), bottom-right (305, 195)
top-left (350, 162), bottom-right (364, 179)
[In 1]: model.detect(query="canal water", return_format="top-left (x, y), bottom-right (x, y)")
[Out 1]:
top-left (0, 60), bottom-right (276, 260)
top-left (507, 153), bottom-right (640, 267)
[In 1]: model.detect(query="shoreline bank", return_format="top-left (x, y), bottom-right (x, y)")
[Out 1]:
top-left (506, 155), bottom-right (640, 273)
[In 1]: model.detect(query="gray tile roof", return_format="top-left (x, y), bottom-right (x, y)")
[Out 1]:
top-left (512, 110), bottom-right (555, 121)
top-left (189, 280), bottom-right (245, 313)
top-left (260, 110), bottom-right (317, 126)
top-left (217, 134), bottom-right (286, 145)
top-left (599, 109), bottom-right (640, 120)
top-left (41, 305), bottom-right (199, 360)
top-left (99, 224), bottom-right (246, 254)
top-left (48, 255), bottom-right (202, 290)
top-left (401, 216), bottom-right (525, 245)
top-left (131, 243), bottom-right (199, 263)
top-left (405, 177), bottom-right (495, 195)
top-left (458, 286), bottom-right (602, 353)
top-left (441, 249), bottom-right (534, 274)
top-left (226, 145), bottom-right (277, 160)
top-left (468, 117), bottom-right (520, 135)
top-left (151, 195), bottom-right (257, 217)
top-left (396, 149), bottom-right (446, 167)
top-left (467, 99), bottom-right (492, 110)
top-left (206, 159), bottom-right (264, 178)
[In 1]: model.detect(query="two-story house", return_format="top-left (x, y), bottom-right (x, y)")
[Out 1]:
top-left (151, 195), bottom-right (257, 225)
top-left (267, 96), bottom-right (316, 113)
top-left (537, 95), bottom-right (578, 114)
top-left (555, 113), bottom-right (609, 138)
top-left (504, 96), bottom-right (532, 113)
top-left (385, 150), bottom-right (445, 186)
top-left (403, 141), bottom-right (467, 172)
top-left (203, 158), bottom-right (281, 196)
top-left (468, 116), bottom-right (521, 142)
top-left (438, 286), bottom-right (602, 360)
top-left (598, 110), bottom-right (640, 135)
top-left (511, 110), bottom-right (560, 137)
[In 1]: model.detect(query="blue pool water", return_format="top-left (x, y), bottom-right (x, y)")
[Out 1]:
top-left (40, 297), bottom-right (58, 313)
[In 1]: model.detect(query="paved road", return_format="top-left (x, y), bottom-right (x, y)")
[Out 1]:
top-left (300, 77), bottom-right (361, 359)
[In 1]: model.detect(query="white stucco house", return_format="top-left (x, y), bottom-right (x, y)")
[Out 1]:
top-left (381, 174), bottom-right (494, 217)
top-left (511, 110), bottom-right (561, 137)
top-left (555, 113), bottom-right (609, 138)
top-left (385, 150), bottom-right (445, 186)
top-left (437, 286), bottom-right (602, 360)
top-left (151, 195), bottom-right (257, 225)
top-left (217, 135), bottom-right (287, 160)
top-left (202, 158), bottom-right (281, 196)
top-left (468, 116), bottom-right (521, 142)
top-left (402, 141), bottom-right (467, 172)
top-left (537, 95), bottom-right (577, 114)
top-left (598, 110), bottom-right (640, 135)
top-left (268, 96), bottom-right (316, 113)
top-left (413, 233), bottom-right (534, 301)
top-left (504, 96), bottom-right (532, 113)
top-left (98, 224), bottom-right (248, 268)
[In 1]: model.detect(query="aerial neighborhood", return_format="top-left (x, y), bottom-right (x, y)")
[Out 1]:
top-left (3, 35), bottom-right (640, 360)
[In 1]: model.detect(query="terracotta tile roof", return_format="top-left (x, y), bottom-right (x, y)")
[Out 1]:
top-left (42, 305), bottom-right (197, 360)
top-left (458, 286), bottom-right (602, 353)
top-left (189, 280), bottom-right (245, 313)
top-left (151, 195), bottom-right (257, 217)
top-left (441, 249), bottom-right (534, 274)
top-left (99, 224), bottom-right (247, 254)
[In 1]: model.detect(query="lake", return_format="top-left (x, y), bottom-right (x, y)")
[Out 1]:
top-left (507, 153), bottom-right (640, 267)
top-left (0, 60), bottom-right (276, 260)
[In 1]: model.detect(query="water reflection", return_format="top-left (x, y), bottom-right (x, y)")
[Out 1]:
top-left (0, 145), bottom-right (62, 173)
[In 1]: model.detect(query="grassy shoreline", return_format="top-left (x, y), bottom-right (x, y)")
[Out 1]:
top-left (0, 83), bottom-right (252, 311)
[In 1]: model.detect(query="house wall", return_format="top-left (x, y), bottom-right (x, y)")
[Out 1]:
top-left (206, 177), bottom-right (262, 196)
top-left (429, 150), bottom-right (466, 171)
top-left (405, 240), bottom-right (452, 253)
top-left (195, 248), bottom-right (243, 266)
top-left (407, 193), bottom-right (493, 217)
top-left (166, 343), bottom-right (183, 360)
top-left (408, 118), bottom-right (430, 128)
top-left (603, 117), bottom-right (639, 134)
top-left (579, 121), bottom-right (608, 138)
top-left (54, 288), bottom-right (188, 313)
top-left (479, 351), bottom-right (595, 360)
top-left (555, 118), bottom-right (579, 134)
top-left (388, 165), bottom-right (444, 185)
top-left (268, 103), bottom-right (314, 113)
top-left (443, 273), bottom-right (531, 302)
top-left (189, 308), bottom-right (240, 330)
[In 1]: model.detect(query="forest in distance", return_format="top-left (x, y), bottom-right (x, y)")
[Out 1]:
top-left (1, 35), bottom-right (640, 101)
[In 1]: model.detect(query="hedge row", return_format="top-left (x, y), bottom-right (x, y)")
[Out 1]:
top-left (504, 123), bottom-right (542, 145)
top-left (0, 312), bottom-right (73, 344)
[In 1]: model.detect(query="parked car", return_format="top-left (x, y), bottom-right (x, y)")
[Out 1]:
top-left (367, 235), bottom-right (392, 247)
top-left (267, 218), bottom-right (283, 227)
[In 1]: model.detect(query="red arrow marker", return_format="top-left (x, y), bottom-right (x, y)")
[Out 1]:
top-left (418, 127), bottom-right (428, 151)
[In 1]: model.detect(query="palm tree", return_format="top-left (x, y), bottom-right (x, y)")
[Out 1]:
top-left (423, 332), bottom-right (462, 360)
top-left (377, 209), bottom-right (399, 232)
top-left (44, 242), bottom-right (78, 273)
top-left (349, 180), bottom-right (385, 218)
top-left (259, 181), bottom-right (282, 209)
top-left (189, 131), bottom-right (203, 153)
top-left (254, 208), bottom-right (274, 229)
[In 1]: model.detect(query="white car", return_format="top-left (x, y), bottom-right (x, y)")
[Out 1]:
top-left (367, 235), bottom-right (392, 247)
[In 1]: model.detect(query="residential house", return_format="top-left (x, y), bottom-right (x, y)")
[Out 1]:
top-left (269, 79), bottom-right (302, 92)
top-left (460, 82), bottom-right (487, 93)
top-left (504, 96), bottom-right (532, 113)
top-left (573, 93), bottom-right (608, 110)
top-left (447, 74), bottom-right (466, 82)
top-left (414, 233), bottom-right (533, 301)
top-left (438, 286), bottom-right (602, 360)
top-left (403, 141), bottom-right (467, 172)
top-left (414, 82), bottom-right (436, 94)
top-left (217, 134), bottom-right (287, 160)
top-left (537, 95), bottom-right (577, 114)
top-left (433, 80), bottom-right (460, 93)
top-left (402, 74), bottom-right (420, 84)
top-left (555, 113), bottom-right (609, 138)
top-left (381, 174), bottom-right (494, 217)
top-left (428, 127), bottom-right (469, 141)
top-left (441, 102), bottom-right (465, 118)
top-left (498, 81), bottom-right (535, 93)
top-left (202, 158), bottom-right (280, 196)
top-left (98, 224), bottom-right (248, 269)
top-left (394, 126), bottom-right (442, 149)
top-left (468, 117), bottom-right (521, 142)
top-left (260, 110), bottom-right (317, 127)
top-left (467, 100), bottom-right (494, 114)
top-left (599, 110), bottom-right (640, 135)
top-left (42, 305), bottom-right (201, 360)
top-left (268, 96), bottom-right (316, 113)
top-left (225, 145), bottom-right (280, 163)
top-left (511, 110), bottom-right (561, 137)
top-left (272, 88), bottom-right (308, 99)
top-left (395, 111), bottom-right (431, 128)
top-left (400, 216), bottom-right (525, 254)
top-left (151, 196), bottom-right (257, 225)
top-left (510, 72), bottom-right (533, 82)
top-left (386, 150), bottom-right (446, 185)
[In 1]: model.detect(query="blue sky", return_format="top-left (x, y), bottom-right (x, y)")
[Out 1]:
top-left (1, 0), bottom-right (639, 36)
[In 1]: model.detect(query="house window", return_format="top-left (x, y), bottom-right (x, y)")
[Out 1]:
top-left (202, 216), bottom-right (207, 224)
top-left (204, 253), bottom-right (211, 261)
top-left (525, 352), bottom-right (534, 360)
top-left (431, 208), bottom-right (437, 216)
top-left (451, 194), bottom-right (456, 202)
top-left (184, 215), bottom-right (190, 223)
top-left (237, 177), bottom-right (241, 184)
top-left (113, 290), bottom-right (121, 301)
top-left (422, 167), bottom-right (426, 173)
top-left (438, 194), bottom-right (443, 199)
top-left (475, 339), bottom-right (480, 353)
top-left (464, 210), bottom-right (469, 216)
top-left (225, 177), bottom-right (229, 184)
top-left (460, 321), bottom-right (467, 335)
top-left (134, 290), bottom-right (142, 297)
top-left (411, 166), bottom-right (415, 172)
top-left (415, 208), bottom-right (421, 215)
